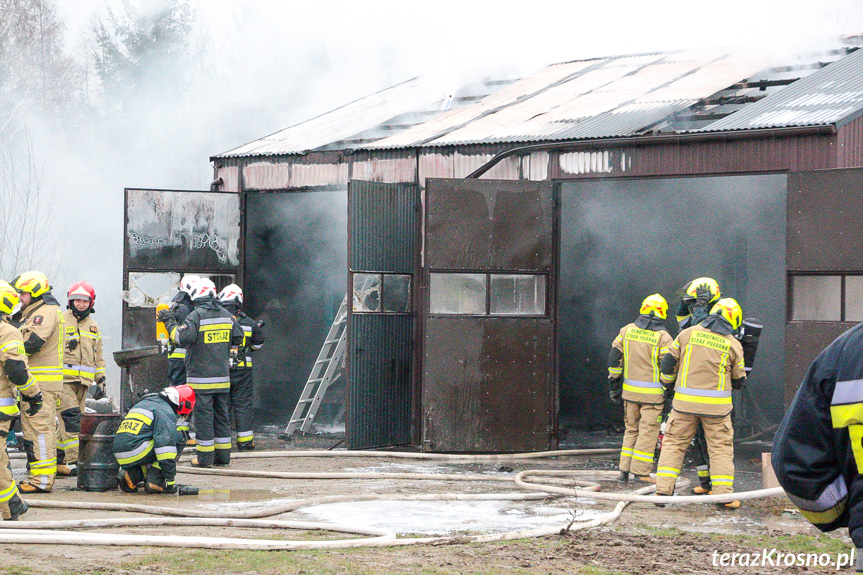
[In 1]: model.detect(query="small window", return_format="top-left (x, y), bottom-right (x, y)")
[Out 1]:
top-left (352, 272), bottom-right (412, 314)
top-left (846, 276), bottom-right (863, 322)
top-left (430, 273), bottom-right (486, 314)
top-left (791, 275), bottom-right (841, 321)
top-left (490, 274), bottom-right (546, 315)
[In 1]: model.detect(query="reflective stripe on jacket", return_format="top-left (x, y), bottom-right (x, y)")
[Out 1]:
top-left (62, 310), bottom-right (105, 384)
top-left (609, 322), bottom-right (672, 405)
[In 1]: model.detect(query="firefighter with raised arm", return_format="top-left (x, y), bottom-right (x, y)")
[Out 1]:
top-left (114, 385), bottom-right (195, 494)
top-left (608, 294), bottom-right (673, 483)
top-left (158, 278), bottom-right (243, 467)
top-left (654, 298), bottom-right (746, 509)
top-left (56, 281), bottom-right (105, 477)
top-left (0, 281), bottom-right (42, 519)
top-left (11, 271), bottom-right (64, 494)
top-left (218, 284), bottom-right (265, 451)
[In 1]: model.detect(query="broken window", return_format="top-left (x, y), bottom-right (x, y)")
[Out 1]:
top-left (382, 274), bottom-right (412, 313)
top-left (430, 273), bottom-right (486, 315)
top-left (352, 273), bottom-right (412, 314)
top-left (490, 274), bottom-right (546, 315)
top-left (353, 273), bottom-right (382, 312)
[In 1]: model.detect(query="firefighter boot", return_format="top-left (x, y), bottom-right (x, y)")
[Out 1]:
top-left (118, 465), bottom-right (146, 493)
top-left (56, 464), bottom-right (77, 477)
top-left (6, 494), bottom-right (28, 521)
top-left (617, 471), bottom-right (630, 483)
top-left (18, 481), bottom-right (50, 494)
top-left (237, 440), bottom-right (255, 452)
top-left (636, 475), bottom-right (656, 484)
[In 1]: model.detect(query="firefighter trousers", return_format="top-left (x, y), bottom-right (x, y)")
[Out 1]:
top-left (194, 392), bottom-right (231, 466)
top-left (690, 424), bottom-right (712, 489)
top-left (57, 381), bottom-right (87, 465)
top-left (0, 419), bottom-right (23, 519)
top-left (229, 369), bottom-right (254, 446)
top-left (655, 410), bottom-right (735, 495)
top-left (20, 387), bottom-right (58, 491)
top-left (619, 401), bottom-right (662, 477)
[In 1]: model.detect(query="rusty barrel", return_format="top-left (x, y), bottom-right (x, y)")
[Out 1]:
top-left (77, 413), bottom-right (121, 491)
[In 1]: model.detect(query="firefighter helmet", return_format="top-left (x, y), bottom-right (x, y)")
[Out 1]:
top-left (710, 298), bottom-right (743, 331)
top-left (217, 284), bottom-right (243, 306)
top-left (160, 384), bottom-right (195, 416)
top-left (67, 281), bottom-right (96, 309)
top-left (190, 278), bottom-right (216, 301)
top-left (639, 293), bottom-right (668, 320)
top-left (11, 271), bottom-right (50, 298)
top-left (683, 277), bottom-right (721, 305)
top-left (179, 275), bottom-right (201, 296)
top-left (0, 281), bottom-right (20, 315)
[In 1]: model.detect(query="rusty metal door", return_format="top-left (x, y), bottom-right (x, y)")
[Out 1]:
top-left (346, 181), bottom-right (420, 449)
top-left (121, 188), bottom-right (241, 409)
top-left (421, 178), bottom-right (558, 452)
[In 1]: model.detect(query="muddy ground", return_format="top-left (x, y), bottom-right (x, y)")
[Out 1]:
top-left (0, 431), bottom-right (850, 575)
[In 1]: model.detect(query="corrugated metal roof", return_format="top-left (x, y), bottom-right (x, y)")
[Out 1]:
top-left (368, 50), bottom-right (769, 148)
top-left (699, 47), bottom-right (863, 132)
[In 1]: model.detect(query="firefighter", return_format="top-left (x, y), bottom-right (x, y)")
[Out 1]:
top-left (655, 298), bottom-right (746, 509)
top-left (11, 271), bottom-right (64, 493)
top-left (158, 278), bottom-right (243, 467)
top-left (217, 284), bottom-right (265, 451)
top-left (0, 281), bottom-right (42, 519)
top-left (166, 275), bottom-right (199, 387)
top-left (608, 293), bottom-right (673, 483)
top-left (114, 385), bottom-right (195, 494)
top-left (772, 323), bottom-right (863, 571)
top-left (56, 281), bottom-right (105, 477)
top-left (674, 277), bottom-right (723, 495)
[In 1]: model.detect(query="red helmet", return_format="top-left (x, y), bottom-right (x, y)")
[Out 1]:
top-left (160, 384), bottom-right (195, 416)
top-left (68, 281), bottom-right (96, 310)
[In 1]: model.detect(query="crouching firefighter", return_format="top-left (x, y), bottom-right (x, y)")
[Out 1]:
top-left (655, 298), bottom-right (746, 509)
top-left (57, 281), bottom-right (105, 477)
top-left (158, 278), bottom-right (243, 467)
top-left (772, 322), bottom-right (863, 572)
top-left (114, 385), bottom-right (195, 493)
top-left (217, 284), bottom-right (265, 451)
top-left (0, 281), bottom-right (42, 519)
top-left (608, 294), bottom-right (673, 484)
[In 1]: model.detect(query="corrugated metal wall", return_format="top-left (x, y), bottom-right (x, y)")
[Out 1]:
top-left (347, 180), bottom-right (419, 449)
top-left (838, 116), bottom-right (863, 168)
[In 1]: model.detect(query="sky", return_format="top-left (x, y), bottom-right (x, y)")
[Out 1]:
top-left (39, 0), bottom-right (863, 396)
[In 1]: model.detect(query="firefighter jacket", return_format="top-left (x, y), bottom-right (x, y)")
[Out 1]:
top-left (113, 394), bottom-right (183, 484)
top-left (659, 317), bottom-right (745, 417)
top-left (0, 318), bottom-right (39, 421)
top-left (19, 293), bottom-right (65, 392)
top-left (772, 323), bottom-right (863, 549)
top-left (62, 309), bottom-right (105, 385)
top-left (222, 303), bottom-right (264, 370)
top-left (167, 292), bottom-right (194, 362)
top-left (170, 296), bottom-right (243, 395)
top-left (608, 315), bottom-right (672, 405)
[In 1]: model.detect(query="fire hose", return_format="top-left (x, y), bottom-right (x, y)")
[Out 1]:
top-left (0, 449), bottom-right (785, 550)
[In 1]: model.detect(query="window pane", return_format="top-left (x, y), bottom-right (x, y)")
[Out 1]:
top-left (791, 275), bottom-right (840, 321)
top-left (490, 274), bottom-right (546, 315)
top-left (846, 276), bottom-right (863, 322)
top-left (383, 274), bottom-right (412, 313)
top-left (430, 273), bottom-right (486, 314)
top-left (353, 273), bottom-right (381, 312)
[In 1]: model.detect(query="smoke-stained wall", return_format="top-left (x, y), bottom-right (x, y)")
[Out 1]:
top-left (244, 190), bottom-right (347, 423)
top-left (559, 175), bottom-right (786, 428)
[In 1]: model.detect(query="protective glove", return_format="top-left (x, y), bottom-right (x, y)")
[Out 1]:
top-left (694, 283), bottom-right (713, 308)
top-left (90, 377), bottom-right (106, 400)
top-left (157, 308), bottom-right (178, 333)
top-left (66, 338), bottom-right (78, 351)
top-left (663, 385), bottom-right (675, 401)
top-left (609, 389), bottom-right (622, 405)
top-left (22, 391), bottom-right (43, 416)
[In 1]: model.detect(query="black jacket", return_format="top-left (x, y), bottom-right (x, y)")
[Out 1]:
top-left (113, 394), bottom-right (183, 483)
top-left (222, 302), bottom-right (265, 370)
top-left (773, 322), bottom-right (863, 547)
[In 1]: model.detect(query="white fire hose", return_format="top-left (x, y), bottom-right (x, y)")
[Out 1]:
top-left (0, 448), bottom-right (786, 550)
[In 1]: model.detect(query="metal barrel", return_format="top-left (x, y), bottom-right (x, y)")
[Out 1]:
top-left (77, 413), bottom-right (121, 492)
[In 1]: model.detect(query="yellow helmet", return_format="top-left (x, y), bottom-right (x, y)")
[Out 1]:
top-left (11, 271), bottom-right (51, 298)
top-left (639, 293), bottom-right (668, 320)
top-left (684, 277), bottom-right (721, 304)
top-left (0, 281), bottom-right (19, 315)
top-left (710, 298), bottom-right (743, 331)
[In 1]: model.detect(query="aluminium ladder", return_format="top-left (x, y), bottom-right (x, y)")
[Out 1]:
top-left (285, 295), bottom-right (348, 435)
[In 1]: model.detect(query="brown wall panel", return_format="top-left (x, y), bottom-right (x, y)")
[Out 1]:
top-left (784, 321), bottom-right (856, 406)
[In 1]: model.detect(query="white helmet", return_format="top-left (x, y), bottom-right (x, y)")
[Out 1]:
top-left (190, 278), bottom-right (216, 301)
top-left (218, 283), bottom-right (243, 306)
top-left (180, 275), bottom-right (201, 296)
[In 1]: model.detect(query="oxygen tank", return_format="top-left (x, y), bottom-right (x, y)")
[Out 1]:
top-left (156, 303), bottom-right (169, 352)
top-left (738, 317), bottom-right (763, 375)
